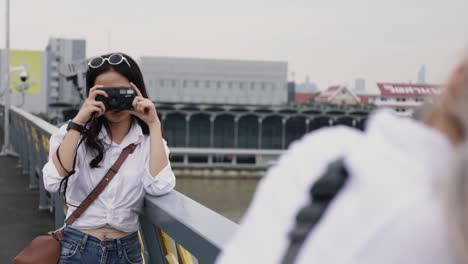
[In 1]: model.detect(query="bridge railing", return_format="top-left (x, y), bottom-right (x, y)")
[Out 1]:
top-left (0, 104), bottom-right (238, 264)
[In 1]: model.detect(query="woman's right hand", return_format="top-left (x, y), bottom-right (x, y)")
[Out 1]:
top-left (72, 85), bottom-right (108, 125)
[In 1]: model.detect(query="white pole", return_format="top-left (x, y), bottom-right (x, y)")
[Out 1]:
top-left (1, 0), bottom-right (13, 156)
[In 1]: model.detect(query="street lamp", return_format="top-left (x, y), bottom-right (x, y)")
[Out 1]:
top-left (0, 0), bottom-right (15, 156)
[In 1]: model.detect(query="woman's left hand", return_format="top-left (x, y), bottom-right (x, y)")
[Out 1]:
top-left (126, 82), bottom-right (160, 126)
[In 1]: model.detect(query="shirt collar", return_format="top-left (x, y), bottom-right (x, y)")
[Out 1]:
top-left (97, 119), bottom-right (144, 147)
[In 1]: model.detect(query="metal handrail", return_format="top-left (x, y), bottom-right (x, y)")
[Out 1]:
top-left (0, 104), bottom-right (238, 264)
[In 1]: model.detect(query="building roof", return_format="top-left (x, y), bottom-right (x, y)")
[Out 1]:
top-left (316, 85), bottom-right (361, 103)
top-left (377, 83), bottom-right (442, 98)
top-left (321, 85), bottom-right (340, 94)
top-left (316, 85), bottom-right (340, 101)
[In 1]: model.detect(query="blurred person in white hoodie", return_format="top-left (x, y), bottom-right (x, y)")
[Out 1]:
top-left (216, 54), bottom-right (468, 264)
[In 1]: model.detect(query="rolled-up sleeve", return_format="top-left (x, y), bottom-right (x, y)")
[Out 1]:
top-left (42, 123), bottom-right (80, 192)
top-left (141, 140), bottom-right (176, 196)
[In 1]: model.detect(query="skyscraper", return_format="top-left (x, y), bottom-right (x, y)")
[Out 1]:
top-left (417, 65), bottom-right (426, 84)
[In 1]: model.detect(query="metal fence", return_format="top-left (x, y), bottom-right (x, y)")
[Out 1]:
top-left (0, 104), bottom-right (238, 264)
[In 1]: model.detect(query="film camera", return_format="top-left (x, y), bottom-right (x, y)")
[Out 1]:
top-left (95, 87), bottom-right (136, 111)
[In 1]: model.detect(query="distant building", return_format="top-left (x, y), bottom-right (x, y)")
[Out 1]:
top-left (294, 92), bottom-right (318, 104)
top-left (316, 85), bottom-right (361, 105)
top-left (290, 77), bottom-right (320, 104)
top-left (295, 76), bottom-right (319, 93)
top-left (417, 65), bottom-right (427, 84)
top-left (357, 94), bottom-right (377, 105)
top-left (313, 80), bottom-right (442, 117)
top-left (0, 49), bottom-right (47, 114)
top-left (354, 78), bottom-right (366, 93)
top-left (139, 56), bottom-right (288, 105)
top-left (369, 82), bottom-right (441, 116)
top-left (45, 38), bottom-right (86, 123)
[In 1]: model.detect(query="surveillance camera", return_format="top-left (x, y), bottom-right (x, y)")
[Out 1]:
top-left (20, 71), bottom-right (28, 82)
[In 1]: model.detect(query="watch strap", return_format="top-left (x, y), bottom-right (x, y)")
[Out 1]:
top-left (67, 121), bottom-right (86, 134)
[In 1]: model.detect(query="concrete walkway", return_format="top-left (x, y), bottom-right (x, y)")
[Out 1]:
top-left (0, 129), bottom-right (54, 262)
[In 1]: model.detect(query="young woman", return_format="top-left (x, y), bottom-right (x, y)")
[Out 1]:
top-left (42, 52), bottom-right (176, 263)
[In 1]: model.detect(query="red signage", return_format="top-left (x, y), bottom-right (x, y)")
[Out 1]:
top-left (377, 83), bottom-right (441, 97)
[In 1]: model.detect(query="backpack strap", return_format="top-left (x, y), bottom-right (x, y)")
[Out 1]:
top-left (281, 158), bottom-right (349, 264)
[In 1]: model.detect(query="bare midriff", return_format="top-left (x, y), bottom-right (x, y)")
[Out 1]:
top-left (79, 225), bottom-right (131, 240)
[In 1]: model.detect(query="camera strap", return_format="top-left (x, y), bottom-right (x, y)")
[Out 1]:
top-left (56, 114), bottom-right (97, 206)
top-left (56, 135), bottom-right (85, 177)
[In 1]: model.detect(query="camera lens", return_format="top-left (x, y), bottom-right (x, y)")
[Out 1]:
top-left (109, 97), bottom-right (118, 107)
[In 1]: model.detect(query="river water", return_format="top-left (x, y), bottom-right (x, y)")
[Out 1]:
top-left (175, 178), bottom-right (261, 223)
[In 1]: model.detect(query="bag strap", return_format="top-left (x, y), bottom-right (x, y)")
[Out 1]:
top-left (64, 143), bottom-right (137, 225)
top-left (280, 158), bottom-right (349, 264)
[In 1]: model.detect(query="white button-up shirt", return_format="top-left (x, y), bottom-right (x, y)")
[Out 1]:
top-left (43, 120), bottom-right (176, 232)
top-left (216, 110), bottom-right (463, 264)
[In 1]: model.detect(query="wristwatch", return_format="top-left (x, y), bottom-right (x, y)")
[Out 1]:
top-left (67, 121), bottom-right (86, 134)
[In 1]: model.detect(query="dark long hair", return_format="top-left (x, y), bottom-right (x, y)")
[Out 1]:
top-left (85, 52), bottom-right (150, 168)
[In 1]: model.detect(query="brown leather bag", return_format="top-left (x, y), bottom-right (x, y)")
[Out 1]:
top-left (12, 232), bottom-right (62, 264)
top-left (13, 144), bottom-right (137, 264)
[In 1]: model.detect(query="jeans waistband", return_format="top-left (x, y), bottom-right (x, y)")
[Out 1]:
top-left (63, 226), bottom-right (139, 249)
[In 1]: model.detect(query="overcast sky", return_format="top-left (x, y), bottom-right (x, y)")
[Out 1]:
top-left (1, 0), bottom-right (467, 90)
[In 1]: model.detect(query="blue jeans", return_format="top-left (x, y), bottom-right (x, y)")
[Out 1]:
top-left (58, 226), bottom-right (143, 264)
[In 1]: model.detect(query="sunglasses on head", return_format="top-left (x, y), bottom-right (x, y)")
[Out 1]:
top-left (88, 53), bottom-right (131, 69)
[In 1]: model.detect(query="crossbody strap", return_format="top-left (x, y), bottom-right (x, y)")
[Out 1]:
top-left (64, 143), bottom-right (137, 225)
top-left (280, 158), bottom-right (349, 264)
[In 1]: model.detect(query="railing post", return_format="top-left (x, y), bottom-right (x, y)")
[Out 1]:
top-left (28, 127), bottom-right (39, 189)
top-left (140, 214), bottom-right (166, 264)
top-left (54, 193), bottom-right (65, 229)
top-left (10, 114), bottom-right (20, 162)
top-left (19, 119), bottom-right (30, 175)
top-left (38, 173), bottom-right (50, 211)
top-left (24, 124), bottom-right (36, 188)
top-left (37, 129), bottom-right (51, 211)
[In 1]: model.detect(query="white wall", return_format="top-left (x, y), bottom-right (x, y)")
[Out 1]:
top-left (140, 56), bottom-right (288, 105)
